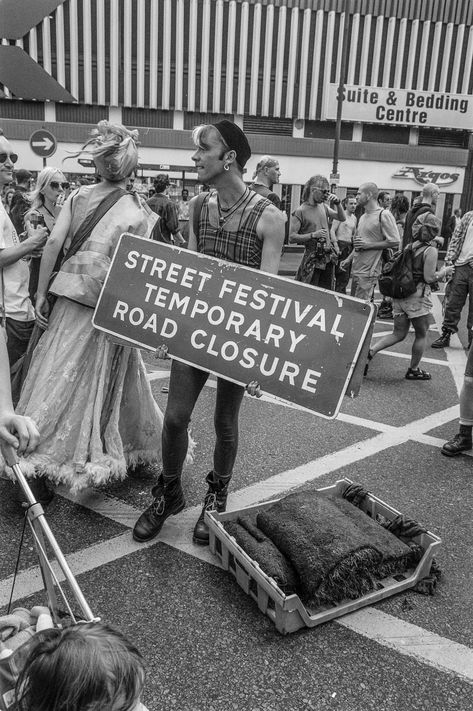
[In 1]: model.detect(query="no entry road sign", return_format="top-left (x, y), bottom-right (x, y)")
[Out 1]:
top-left (93, 234), bottom-right (376, 419)
top-left (29, 129), bottom-right (57, 158)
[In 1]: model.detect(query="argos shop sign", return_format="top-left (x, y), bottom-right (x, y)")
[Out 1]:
top-left (324, 84), bottom-right (473, 130)
top-left (392, 166), bottom-right (460, 188)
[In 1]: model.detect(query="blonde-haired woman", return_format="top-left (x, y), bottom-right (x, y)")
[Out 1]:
top-left (24, 167), bottom-right (67, 302)
top-left (11, 122), bottom-right (166, 500)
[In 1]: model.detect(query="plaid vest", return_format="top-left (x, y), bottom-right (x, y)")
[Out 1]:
top-left (196, 191), bottom-right (270, 268)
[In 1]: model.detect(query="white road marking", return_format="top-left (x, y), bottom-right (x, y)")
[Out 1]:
top-left (146, 369), bottom-right (171, 382)
top-left (339, 608), bottom-right (473, 683)
top-left (365, 350), bottom-right (449, 365)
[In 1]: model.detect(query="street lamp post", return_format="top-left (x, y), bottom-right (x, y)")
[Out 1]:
top-left (332, 6), bottom-right (352, 184)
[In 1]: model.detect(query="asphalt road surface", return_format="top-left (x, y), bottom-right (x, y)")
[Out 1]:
top-left (1, 284), bottom-right (472, 711)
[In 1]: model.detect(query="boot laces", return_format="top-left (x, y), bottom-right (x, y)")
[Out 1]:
top-left (203, 492), bottom-right (218, 512)
top-left (150, 494), bottom-right (165, 516)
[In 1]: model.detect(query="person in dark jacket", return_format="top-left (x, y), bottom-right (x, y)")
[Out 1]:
top-left (9, 168), bottom-right (33, 239)
top-left (402, 183), bottom-right (439, 248)
top-left (147, 173), bottom-right (185, 245)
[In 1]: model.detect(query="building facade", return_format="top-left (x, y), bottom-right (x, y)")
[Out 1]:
top-left (1, 0), bottom-right (473, 227)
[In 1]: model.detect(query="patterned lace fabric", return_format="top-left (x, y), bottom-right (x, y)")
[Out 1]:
top-left (13, 297), bottom-right (164, 492)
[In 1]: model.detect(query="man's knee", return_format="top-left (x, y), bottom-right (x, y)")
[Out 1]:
top-left (164, 408), bottom-right (192, 433)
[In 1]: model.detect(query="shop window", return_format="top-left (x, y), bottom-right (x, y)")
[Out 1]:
top-left (56, 104), bottom-right (108, 123)
top-left (0, 99), bottom-right (44, 120)
top-left (122, 108), bottom-right (173, 129)
top-left (243, 116), bottom-right (293, 136)
top-left (362, 124), bottom-right (410, 144)
top-left (305, 121), bottom-right (353, 140)
top-left (418, 128), bottom-right (469, 149)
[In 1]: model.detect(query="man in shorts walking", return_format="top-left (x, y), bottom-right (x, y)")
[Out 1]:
top-left (349, 182), bottom-right (399, 300)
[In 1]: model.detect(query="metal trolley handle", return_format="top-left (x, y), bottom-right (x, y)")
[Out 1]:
top-left (3, 444), bottom-right (97, 625)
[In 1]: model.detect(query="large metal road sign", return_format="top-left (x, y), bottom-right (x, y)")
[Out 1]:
top-left (93, 234), bottom-right (376, 418)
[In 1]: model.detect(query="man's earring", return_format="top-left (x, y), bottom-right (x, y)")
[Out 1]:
top-left (224, 163), bottom-right (230, 171)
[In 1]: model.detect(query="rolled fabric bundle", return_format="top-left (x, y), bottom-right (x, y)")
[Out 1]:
top-left (224, 516), bottom-right (299, 594)
top-left (257, 491), bottom-right (418, 608)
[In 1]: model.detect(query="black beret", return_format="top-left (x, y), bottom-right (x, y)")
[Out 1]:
top-left (213, 120), bottom-right (252, 169)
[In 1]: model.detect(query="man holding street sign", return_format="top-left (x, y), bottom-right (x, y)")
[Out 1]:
top-left (133, 121), bottom-right (286, 546)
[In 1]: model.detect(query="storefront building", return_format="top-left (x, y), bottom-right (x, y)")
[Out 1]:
top-left (1, 0), bottom-right (472, 230)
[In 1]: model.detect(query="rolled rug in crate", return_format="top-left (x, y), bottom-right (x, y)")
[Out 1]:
top-left (224, 516), bottom-right (299, 594)
top-left (256, 490), bottom-right (422, 608)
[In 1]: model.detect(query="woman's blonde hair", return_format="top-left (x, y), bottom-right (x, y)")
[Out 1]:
top-left (66, 121), bottom-right (139, 182)
top-left (25, 167), bottom-right (65, 217)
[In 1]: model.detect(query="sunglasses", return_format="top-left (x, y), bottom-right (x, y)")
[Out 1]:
top-left (49, 181), bottom-right (69, 190)
top-left (0, 153), bottom-right (18, 164)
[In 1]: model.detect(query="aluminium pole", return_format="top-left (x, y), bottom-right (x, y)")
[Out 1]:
top-left (332, 3), bottom-right (352, 181)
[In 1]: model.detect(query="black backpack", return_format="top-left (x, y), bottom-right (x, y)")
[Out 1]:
top-left (378, 244), bottom-right (428, 299)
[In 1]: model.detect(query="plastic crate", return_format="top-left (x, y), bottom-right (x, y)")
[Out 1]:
top-left (206, 479), bottom-right (441, 634)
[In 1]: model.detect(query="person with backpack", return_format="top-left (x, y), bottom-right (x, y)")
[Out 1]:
top-left (377, 194), bottom-right (411, 319)
top-left (365, 212), bottom-right (454, 380)
top-left (341, 182), bottom-right (399, 301)
top-left (401, 182), bottom-right (439, 249)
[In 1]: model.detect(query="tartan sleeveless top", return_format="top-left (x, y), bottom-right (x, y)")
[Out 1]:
top-left (196, 190), bottom-right (270, 268)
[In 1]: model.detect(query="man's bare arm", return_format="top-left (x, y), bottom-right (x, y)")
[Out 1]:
top-left (258, 204), bottom-right (286, 274)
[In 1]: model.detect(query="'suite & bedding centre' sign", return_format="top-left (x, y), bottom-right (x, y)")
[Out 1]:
top-left (325, 85), bottom-right (473, 130)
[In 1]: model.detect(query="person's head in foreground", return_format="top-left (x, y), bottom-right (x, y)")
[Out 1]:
top-left (16, 621), bottom-right (145, 711)
top-left (191, 120), bottom-right (251, 184)
top-left (69, 121), bottom-right (139, 183)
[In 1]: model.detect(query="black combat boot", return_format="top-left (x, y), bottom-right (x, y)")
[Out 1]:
top-left (441, 425), bottom-right (473, 457)
top-left (193, 471), bottom-right (230, 546)
top-left (133, 476), bottom-right (185, 542)
top-left (431, 329), bottom-right (452, 349)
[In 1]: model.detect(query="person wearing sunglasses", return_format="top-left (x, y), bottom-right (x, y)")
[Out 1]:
top-left (289, 174), bottom-right (345, 290)
top-left (0, 130), bottom-right (48, 369)
top-left (24, 167), bottom-right (69, 303)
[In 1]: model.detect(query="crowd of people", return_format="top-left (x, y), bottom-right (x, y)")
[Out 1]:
top-left (1, 119), bottom-right (470, 496)
top-left (0, 118), bottom-right (471, 708)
